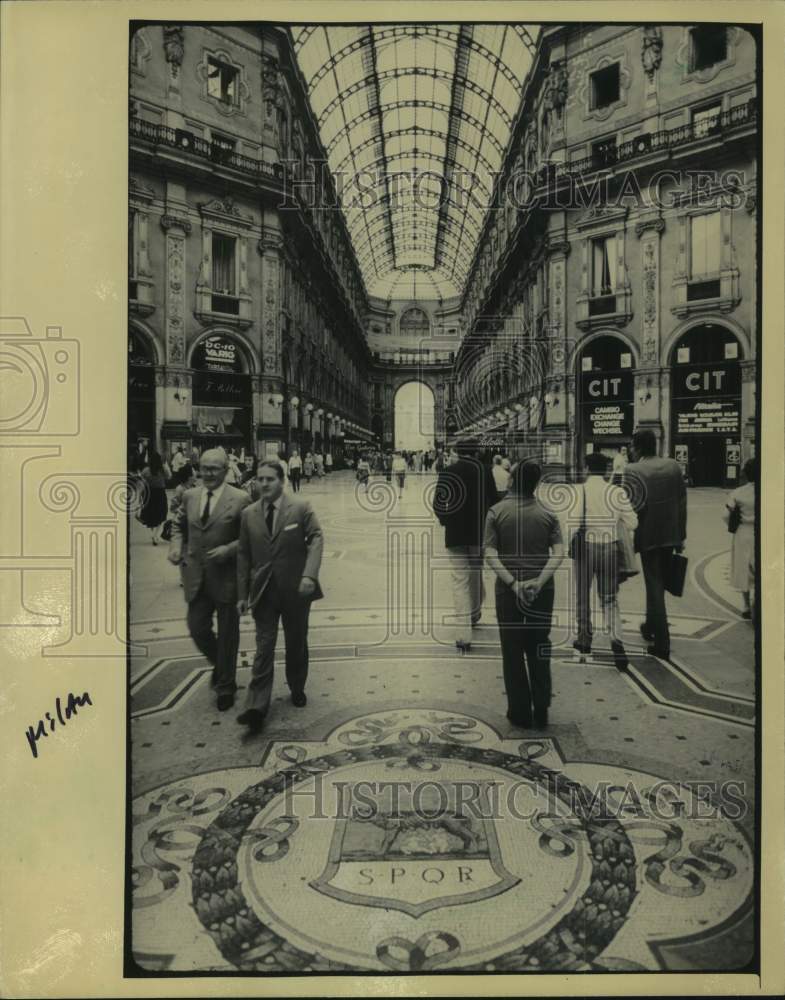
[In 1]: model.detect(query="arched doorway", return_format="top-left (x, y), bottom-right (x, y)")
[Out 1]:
top-left (190, 332), bottom-right (253, 459)
top-left (394, 381), bottom-right (435, 451)
top-left (670, 323), bottom-right (743, 487)
top-left (576, 334), bottom-right (635, 466)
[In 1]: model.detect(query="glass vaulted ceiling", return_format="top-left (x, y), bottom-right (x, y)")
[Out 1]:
top-left (292, 24), bottom-right (539, 301)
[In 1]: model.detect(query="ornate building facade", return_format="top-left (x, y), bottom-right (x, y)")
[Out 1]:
top-left (454, 23), bottom-right (757, 486)
top-left (129, 24), bottom-right (373, 463)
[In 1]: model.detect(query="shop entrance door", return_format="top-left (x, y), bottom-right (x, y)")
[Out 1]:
top-left (686, 437), bottom-right (725, 487)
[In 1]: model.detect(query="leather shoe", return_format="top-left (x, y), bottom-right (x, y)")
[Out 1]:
top-left (237, 708), bottom-right (265, 731)
top-left (291, 690), bottom-right (307, 708)
top-left (639, 622), bottom-right (654, 642)
top-left (216, 693), bottom-right (234, 711)
top-left (572, 640), bottom-right (592, 656)
top-left (455, 640), bottom-right (471, 653)
top-left (646, 644), bottom-right (670, 660)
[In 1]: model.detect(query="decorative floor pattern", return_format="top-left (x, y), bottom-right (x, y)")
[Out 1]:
top-left (131, 709), bottom-right (753, 974)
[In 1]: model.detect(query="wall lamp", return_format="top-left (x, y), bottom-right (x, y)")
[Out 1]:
top-left (173, 389), bottom-right (189, 405)
top-left (290, 396), bottom-right (300, 408)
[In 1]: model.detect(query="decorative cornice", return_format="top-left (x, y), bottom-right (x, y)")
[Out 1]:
top-left (577, 204), bottom-right (629, 231)
top-left (160, 213), bottom-right (192, 234)
top-left (635, 217), bottom-right (666, 238)
top-left (129, 176), bottom-right (155, 204)
top-left (199, 196), bottom-right (253, 228)
top-left (544, 238), bottom-right (571, 258)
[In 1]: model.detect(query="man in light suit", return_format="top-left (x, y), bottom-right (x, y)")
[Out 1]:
top-left (236, 460), bottom-right (324, 732)
top-left (624, 428), bottom-right (687, 659)
top-left (167, 448), bottom-right (251, 710)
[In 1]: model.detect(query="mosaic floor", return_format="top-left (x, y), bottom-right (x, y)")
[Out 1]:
top-left (129, 475), bottom-right (756, 975)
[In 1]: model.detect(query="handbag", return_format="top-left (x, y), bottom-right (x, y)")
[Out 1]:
top-left (727, 503), bottom-right (741, 534)
top-left (161, 519), bottom-right (173, 542)
top-left (615, 519), bottom-right (639, 581)
top-left (664, 550), bottom-right (688, 597)
top-left (569, 485), bottom-right (586, 560)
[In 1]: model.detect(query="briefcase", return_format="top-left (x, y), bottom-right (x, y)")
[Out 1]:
top-left (664, 551), bottom-right (688, 597)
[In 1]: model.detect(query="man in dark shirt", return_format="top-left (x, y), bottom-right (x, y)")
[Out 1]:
top-left (433, 440), bottom-right (497, 652)
top-left (484, 459), bottom-right (564, 729)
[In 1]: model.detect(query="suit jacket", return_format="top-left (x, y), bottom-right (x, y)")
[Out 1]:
top-left (170, 484), bottom-right (251, 603)
top-left (624, 456), bottom-right (687, 552)
top-left (237, 493), bottom-right (324, 610)
top-left (432, 457), bottom-right (496, 549)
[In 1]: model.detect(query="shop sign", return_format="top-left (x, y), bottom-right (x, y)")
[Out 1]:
top-left (671, 361), bottom-right (741, 400)
top-left (194, 335), bottom-right (243, 373)
top-left (193, 370), bottom-right (250, 405)
top-left (579, 370), bottom-right (633, 438)
top-left (675, 399), bottom-right (740, 435)
top-left (128, 364), bottom-right (155, 399)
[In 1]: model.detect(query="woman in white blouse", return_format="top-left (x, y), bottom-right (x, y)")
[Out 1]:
top-left (723, 458), bottom-right (756, 620)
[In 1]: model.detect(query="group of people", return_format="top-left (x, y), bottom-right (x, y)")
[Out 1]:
top-left (431, 429), bottom-right (740, 730)
top-left (138, 426), bottom-right (755, 738)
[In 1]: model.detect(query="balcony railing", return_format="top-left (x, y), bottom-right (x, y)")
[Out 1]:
top-left (129, 118), bottom-right (283, 182)
top-left (543, 98), bottom-right (756, 187)
top-left (372, 350), bottom-right (456, 365)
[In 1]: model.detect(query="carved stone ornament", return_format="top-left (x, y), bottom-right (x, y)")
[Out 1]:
top-left (160, 214), bottom-right (192, 234)
top-left (162, 26), bottom-right (185, 67)
top-left (544, 63), bottom-right (568, 117)
top-left (641, 26), bottom-right (663, 80)
top-left (199, 196), bottom-right (252, 227)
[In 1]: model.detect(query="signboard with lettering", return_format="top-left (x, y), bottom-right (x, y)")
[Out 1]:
top-left (675, 399), bottom-right (740, 435)
top-left (192, 370), bottom-right (251, 406)
top-left (671, 361), bottom-right (741, 400)
top-left (671, 361), bottom-right (741, 436)
top-left (192, 335), bottom-right (244, 373)
top-left (579, 369), bottom-right (634, 439)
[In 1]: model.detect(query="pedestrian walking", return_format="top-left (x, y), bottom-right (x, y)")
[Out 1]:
top-left (138, 451), bottom-right (169, 545)
top-left (723, 458), bottom-right (756, 620)
top-left (484, 459), bottom-right (564, 729)
top-left (356, 454), bottom-right (371, 492)
top-left (392, 451), bottom-right (407, 495)
top-left (315, 452), bottom-right (324, 478)
top-left (167, 448), bottom-right (251, 711)
top-left (236, 460), bottom-right (324, 733)
top-left (325, 452), bottom-right (333, 474)
top-left (570, 452), bottom-right (638, 671)
top-left (303, 452), bottom-right (314, 484)
top-left (624, 428), bottom-right (687, 659)
top-left (432, 440), bottom-right (497, 652)
top-left (289, 450), bottom-right (303, 492)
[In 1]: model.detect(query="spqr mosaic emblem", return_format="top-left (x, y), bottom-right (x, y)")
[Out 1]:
top-left (310, 782), bottom-right (519, 918)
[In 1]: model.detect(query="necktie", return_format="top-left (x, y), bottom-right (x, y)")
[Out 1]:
top-left (265, 502), bottom-right (275, 535)
top-left (201, 490), bottom-right (213, 526)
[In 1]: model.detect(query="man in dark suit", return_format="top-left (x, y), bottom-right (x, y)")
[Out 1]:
top-left (624, 428), bottom-right (687, 659)
top-left (432, 439), bottom-right (497, 652)
top-left (167, 448), bottom-right (251, 710)
top-left (236, 460), bottom-right (324, 732)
